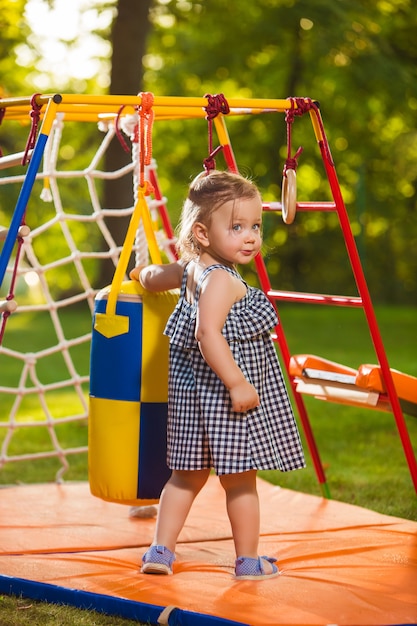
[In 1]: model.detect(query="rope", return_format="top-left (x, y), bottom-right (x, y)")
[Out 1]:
top-left (0, 119), bottom-right (171, 480)
top-left (103, 92), bottom-right (162, 320)
top-left (0, 226), bottom-right (26, 345)
top-left (115, 105), bottom-right (131, 153)
top-left (203, 93), bottom-right (230, 173)
top-left (100, 97), bottom-right (159, 271)
top-left (204, 93), bottom-right (230, 120)
top-left (283, 97), bottom-right (304, 178)
top-left (283, 97), bottom-right (333, 171)
top-left (137, 91), bottom-right (155, 193)
top-left (21, 94), bottom-right (43, 166)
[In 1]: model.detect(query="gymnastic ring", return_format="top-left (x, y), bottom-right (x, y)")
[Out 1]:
top-left (281, 168), bottom-right (297, 224)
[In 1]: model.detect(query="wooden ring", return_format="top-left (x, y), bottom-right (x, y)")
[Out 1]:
top-left (281, 168), bottom-right (297, 224)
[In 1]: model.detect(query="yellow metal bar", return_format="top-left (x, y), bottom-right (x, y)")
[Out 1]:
top-left (0, 108), bottom-right (269, 125)
top-left (59, 93), bottom-right (142, 107)
top-left (56, 93), bottom-right (298, 112)
top-left (0, 94), bottom-right (61, 109)
top-left (38, 94), bottom-right (62, 136)
top-left (2, 94), bottom-right (321, 126)
top-left (309, 107), bottom-right (325, 143)
top-left (213, 114), bottom-right (239, 172)
top-left (2, 93), bottom-right (315, 113)
top-left (154, 96), bottom-right (296, 111)
top-left (213, 114), bottom-right (232, 146)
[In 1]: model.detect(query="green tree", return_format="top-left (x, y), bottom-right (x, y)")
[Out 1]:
top-left (142, 0), bottom-right (417, 303)
top-left (2, 0), bottom-right (417, 303)
top-left (0, 0), bottom-right (33, 155)
top-left (0, 0), bottom-right (31, 97)
top-left (0, 0), bottom-right (36, 241)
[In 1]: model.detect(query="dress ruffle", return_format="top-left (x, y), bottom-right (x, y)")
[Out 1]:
top-left (165, 267), bottom-right (278, 348)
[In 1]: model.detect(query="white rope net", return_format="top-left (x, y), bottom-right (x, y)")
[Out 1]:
top-left (0, 113), bottom-right (175, 483)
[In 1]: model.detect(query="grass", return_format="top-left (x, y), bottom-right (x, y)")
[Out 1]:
top-left (0, 304), bottom-right (416, 625)
top-left (0, 595), bottom-right (136, 626)
top-left (261, 303), bottom-right (417, 521)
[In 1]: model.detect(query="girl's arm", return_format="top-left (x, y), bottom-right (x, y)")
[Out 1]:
top-left (195, 270), bottom-right (260, 413)
top-left (129, 261), bottom-right (184, 292)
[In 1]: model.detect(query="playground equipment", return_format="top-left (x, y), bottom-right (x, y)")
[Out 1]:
top-left (0, 93), bottom-right (416, 499)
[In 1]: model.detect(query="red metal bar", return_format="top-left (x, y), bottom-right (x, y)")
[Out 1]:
top-left (311, 107), bottom-right (417, 493)
top-left (216, 116), bottom-right (330, 495)
top-left (221, 143), bottom-right (239, 174)
top-left (215, 106), bottom-right (417, 496)
top-left (254, 253), bottom-right (330, 496)
top-left (268, 290), bottom-right (363, 307)
top-left (148, 165), bottom-right (178, 259)
top-left (262, 201), bottom-right (336, 213)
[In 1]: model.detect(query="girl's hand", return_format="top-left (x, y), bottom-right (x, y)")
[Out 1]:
top-left (129, 265), bottom-right (146, 282)
top-left (229, 380), bottom-right (260, 413)
top-left (129, 262), bottom-right (184, 291)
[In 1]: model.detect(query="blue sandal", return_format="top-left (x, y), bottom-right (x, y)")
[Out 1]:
top-left (235, 555), bottom-right (279, 580)
top-left (141, 545), bottom-right (175, 575)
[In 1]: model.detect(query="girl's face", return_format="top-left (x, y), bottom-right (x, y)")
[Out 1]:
top-left (202, 196), bottom-right (263, 267)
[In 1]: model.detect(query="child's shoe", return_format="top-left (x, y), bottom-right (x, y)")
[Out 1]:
top-left (235, 555), bottom-right (279, 580)
top-left (141, 545), bottom-right (175, 575)
top-left (129, 505), bottom-right (158, 519)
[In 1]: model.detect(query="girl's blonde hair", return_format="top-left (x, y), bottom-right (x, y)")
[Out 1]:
top-left (176, 170), bottom-right (261, 260)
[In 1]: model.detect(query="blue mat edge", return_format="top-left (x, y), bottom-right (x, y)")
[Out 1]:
top-left (0, 574), bottom-right (249, 626)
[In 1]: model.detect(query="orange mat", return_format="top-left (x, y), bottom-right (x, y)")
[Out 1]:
top-left (1, 477), bottom-right (416, 625)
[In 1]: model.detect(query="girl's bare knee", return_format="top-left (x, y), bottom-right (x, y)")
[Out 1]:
top-left (219, 470), bottom-right (257, 495)
top-left (171, 468), bottom-right (210, 494)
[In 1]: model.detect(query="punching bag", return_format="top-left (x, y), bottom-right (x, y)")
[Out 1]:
top-left (88, 280), bottom-right (178, 505)
top-left (87, 174), bottom-right (179, 505)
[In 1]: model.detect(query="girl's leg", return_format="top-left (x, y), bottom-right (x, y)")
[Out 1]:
top-left (153, 468), bottom-right (210, 552)
top-left (219, 470), bottom-right (277, 576)
top-left (219, 469), bottom-right (260, 558)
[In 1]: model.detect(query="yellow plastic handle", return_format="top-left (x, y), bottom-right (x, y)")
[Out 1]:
top-left (106, 187), bottom-right (162, 318)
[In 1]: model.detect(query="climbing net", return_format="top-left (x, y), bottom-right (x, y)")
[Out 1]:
top-left (0, 97), bottom-right (181, 482)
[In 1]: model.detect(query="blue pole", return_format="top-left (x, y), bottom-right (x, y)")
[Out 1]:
top-left (0, 134), bottom-right (48, 287)
top-left (0, 94), bottom-right (62, 288)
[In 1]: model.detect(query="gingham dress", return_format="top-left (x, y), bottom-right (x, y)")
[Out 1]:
top-left (164, 263), bottom-right (306, 475)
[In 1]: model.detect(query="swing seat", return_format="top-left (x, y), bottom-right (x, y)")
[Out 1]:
top-left (289, 354), bottom-right (417, 417)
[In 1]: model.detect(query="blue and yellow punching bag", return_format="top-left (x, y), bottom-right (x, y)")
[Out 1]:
top-left (89, 281), bottom-right (178, 505)
top-left (88, 184), bottom-right (178, 505)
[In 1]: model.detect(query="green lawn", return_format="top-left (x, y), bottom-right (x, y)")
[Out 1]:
top-left (0, 304), bottom-right (416, 518)
top-left (0, 304), bottom-right (416, 625)
top-left (262, 303), bottom-right (417, 521)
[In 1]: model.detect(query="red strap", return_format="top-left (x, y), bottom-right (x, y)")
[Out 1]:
top-left (283, 97), bottom-right (304, 176)
top-left (22, 94), bottom-right (43, 166)
top-left (115, 105), bottom-right (131, 153)
top-left (0, 222), bottom-right (26, 345)
top-left (284, 97), bottom-right (333, 169)
top-left (203, 93), bottom-right (230, 173)
top-left (204, 93), bottom-right (230, 120)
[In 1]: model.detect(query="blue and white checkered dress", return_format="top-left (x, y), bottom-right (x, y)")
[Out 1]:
top-left (164, 263), bottom-right (306, 475)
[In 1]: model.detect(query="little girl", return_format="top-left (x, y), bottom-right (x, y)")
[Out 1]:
top-left (130, 170), bottom-right (305, 580)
